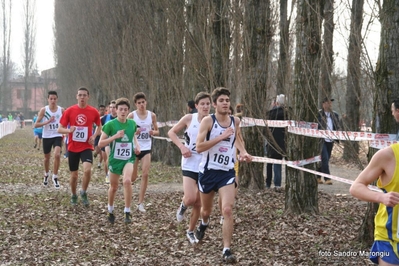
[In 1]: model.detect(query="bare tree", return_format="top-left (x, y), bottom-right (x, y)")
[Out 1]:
top-left (22, 0), bottom-right (36, 115)
top-left (276, 0), bottom-right (293, 94)
top-left (343, 0), bottom-right (364, 162)
top-left (211, 0), bottom-right (230, 87)
top-left (285, 0), bottom-right (323, 215)
top-left (319, 0), bottom-right (334, 100)
top-left (0, 0), bottom-right (12, 112)
top-left (240, 0), bottom-right (274, 189)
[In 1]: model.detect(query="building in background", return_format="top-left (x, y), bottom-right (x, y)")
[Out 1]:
top-left (0, 68), bottom-right (57, 118)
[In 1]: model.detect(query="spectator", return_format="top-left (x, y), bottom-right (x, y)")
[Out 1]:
top-left (317, 97), bottom-right (341, 185)
top-left (187, 100), bottom-right (198, 114)
top-left (235, 103), bottom-right (244, 117)
top-left (266, 94), bottom-right (287, 191)
top-left (19, 112), bottom-right (25, 128)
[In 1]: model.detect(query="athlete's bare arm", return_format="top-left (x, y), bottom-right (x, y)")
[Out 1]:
top-left (150, 112), bottom-right (160, 136)
top-left (350, 147), bottom-right (399, 207)
top-left (34, 108), bottom-right (50, 128)
top-left (196, 116), bottom-right (233, 153)
top-left (168, 114), bottom-right (192, 157)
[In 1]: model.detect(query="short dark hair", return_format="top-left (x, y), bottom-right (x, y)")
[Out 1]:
top-left (187, 100), bottom-right (195, 109)
top-left (392, 99), bottom-right (399, 110)
top-left (115, 97), bottom-right (130, 109)
top-left (78, 87), bottom-right (90, 95)
top-left (48, 91), bottom-right (58, 98)
top-left (99, 104), bottom-right (106, 108)
top-left (133, 92), bottom-right (146, 103)
top-left (211, 87), bottom-right (230, 103)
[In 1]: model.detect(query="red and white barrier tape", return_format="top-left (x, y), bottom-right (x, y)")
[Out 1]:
top-left (288, 164), bottom-right (382, 193)
top-left (251, 155), bottom-right (381, 192)
top-left (252, 155), bottom-right (321, 167)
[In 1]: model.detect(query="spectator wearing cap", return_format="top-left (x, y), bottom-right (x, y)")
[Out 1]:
top-left (187, 100), bottom-right (198, 114)
top-left (317, 97), bottom-right (341, 185)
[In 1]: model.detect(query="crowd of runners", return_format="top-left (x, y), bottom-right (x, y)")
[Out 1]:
top-left (31, 86), bottom-right (252, 263)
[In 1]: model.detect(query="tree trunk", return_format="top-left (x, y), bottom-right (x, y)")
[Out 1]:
top-left (286, 0), bottom-right (323, 215)
top-left (319, 0), bottom-right (334, 100)
top-left (211, 0), bottom-right (230, 87)
top-left (343, 0), bottom-right (364, 162)
top-left (240, 0), bottom-right (273, 190)
top-left (276, 0), bottom-right (289, 95)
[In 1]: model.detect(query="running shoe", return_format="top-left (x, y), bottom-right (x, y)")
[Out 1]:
top-left (124, 212), bottom-right (132, 224)
top-left (70, 194), bottom-right (78, 206)
top-left (80, 191), bottom-right (89, 207)
top-left (105, 175), bottom-right (110, 184)
top-left (220, 216), bottom-right (224, 225)
top-left (108, 212), bottom-right (115, 224)
top-left (176, 203), bottom-right (187, 223)
top-left (195, 223), bottom-right (208, 241)
top-left (43, 174), bottom-right (49, 186)
top-left (223, 249), bottom-right (237, 263)
top-left (137, 203), bottom-right (146, 213)
top-left (52, 175), bottom-right (60, 189)
top-left (97, 162), bottom-right (101, 169)
top-left (34, 143), bottom-right (37, 148)
top-left (186, 231), bottom-right (199, 244)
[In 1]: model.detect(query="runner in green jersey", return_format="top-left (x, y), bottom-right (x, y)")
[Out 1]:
top-left (99, 97), bottom-right (140, 224)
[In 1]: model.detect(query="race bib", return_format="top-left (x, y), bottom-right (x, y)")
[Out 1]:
top-left (138, 130), bottom-right (150, 140)
top-left (48, 122), bottom-right (59, 133)
top-left (72, 127), bottom-right (88, 142)
top-left (114, 142), bottom-right (132, 160)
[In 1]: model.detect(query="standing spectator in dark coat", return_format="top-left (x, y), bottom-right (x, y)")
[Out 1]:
top-left (317, 97), bottom-right (341, 185)
top-left (266, 94), bottom-right (287, 191)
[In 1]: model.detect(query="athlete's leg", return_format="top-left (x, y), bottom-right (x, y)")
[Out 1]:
top-left (108, 172), bottom-right (119, 207)
top-left (138, 153), bottom-right (151, 204)
top-left (200, 191), bottom-right (215, 224)
top-left (131, 159), bottom-right (140, 183)
top-left (53, 145), bottom-right (61, 175)
top-left (81, 161), bottom-right (92, 192)
top-left (180, 176), bottom-right (199, 230)
top-left (122, 163), bottom-right (134, 209)
top-left (218, 184), bottom-right (236, 248)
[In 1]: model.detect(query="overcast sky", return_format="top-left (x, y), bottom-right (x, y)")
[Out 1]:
top-left (11, 0), bottom-right (54, 74)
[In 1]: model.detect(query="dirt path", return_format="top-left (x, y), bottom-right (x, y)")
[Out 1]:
top-left (0, 127), bottom-right (362, 196)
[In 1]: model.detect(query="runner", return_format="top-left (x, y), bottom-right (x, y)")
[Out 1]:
top-left (99, 97), bottom-right (140, 224)
top-left (94, 104), bottom-right (106, 168)
top-left (58, 87), bottom-right (101, 206)
top-left (34, 91), bottom-right (64, 189)
top-left (32, 114), bottom-right (43, 150)
top-left (195, 87), bottom-right (252, 263)
top-left (168, 92), bottom-right (211, 244)
top-left (101, 100), bottom-right (117, 184)
top-left (127, 92), bottom-right (159, 213)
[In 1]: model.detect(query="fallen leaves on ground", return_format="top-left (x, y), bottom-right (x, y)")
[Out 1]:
top-left (0, 128), bottom-right (373, 265)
